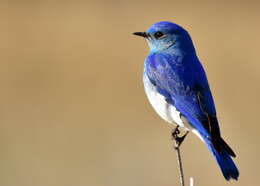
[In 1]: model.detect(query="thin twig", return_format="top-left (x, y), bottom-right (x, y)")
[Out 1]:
top-left (190, 177), bottom-right (194, 186)
top-left (174, 142), bottom-right (185, 186)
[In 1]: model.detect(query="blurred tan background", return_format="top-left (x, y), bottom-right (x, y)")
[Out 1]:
top-left (3, 0), bottom-right (260, 186)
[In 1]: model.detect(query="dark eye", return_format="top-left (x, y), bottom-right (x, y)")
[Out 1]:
top-left (154, 31), bottom-right (164, 39)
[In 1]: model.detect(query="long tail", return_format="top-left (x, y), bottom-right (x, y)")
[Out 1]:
top-left (175, 105), bottom-right (239, 180)
top-left (204, 136), bottom-right (239, 180)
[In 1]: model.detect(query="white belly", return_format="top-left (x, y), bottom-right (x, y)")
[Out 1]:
top-left (143, 74), bottom-right (186, 128)
top-left (143, 74), bottom-right (207, 142)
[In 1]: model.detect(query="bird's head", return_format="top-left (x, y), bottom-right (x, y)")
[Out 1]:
top-left (134, 21), bottom-right (195, 53)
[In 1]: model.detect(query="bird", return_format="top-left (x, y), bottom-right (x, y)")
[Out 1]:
top-left (133, 21), bottom-right (239, 180)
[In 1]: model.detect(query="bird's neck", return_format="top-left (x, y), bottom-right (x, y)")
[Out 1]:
top-left (150, 47), bottom-right (198, 66)
top-left (164, 46), bottom-right (196, 59)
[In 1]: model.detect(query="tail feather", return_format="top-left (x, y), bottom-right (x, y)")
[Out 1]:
top-left (206, 138), bottom-right (239, 180)
top-left (212, 137), bottom-right (236, 157)
top-left (181, 111), bottom-right (239, 180)
top-left (214, 149), bottom-right (239, 180)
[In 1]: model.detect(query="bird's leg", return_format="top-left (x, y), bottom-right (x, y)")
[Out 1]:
top-left (171, 126), bottom-right (189, 148)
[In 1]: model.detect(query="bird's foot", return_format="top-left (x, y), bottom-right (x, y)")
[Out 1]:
top-left (171, 126), bottom-right (189, 149)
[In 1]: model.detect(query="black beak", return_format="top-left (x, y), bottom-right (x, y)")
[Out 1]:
top-left (133, 32), bottom-right (148, 38)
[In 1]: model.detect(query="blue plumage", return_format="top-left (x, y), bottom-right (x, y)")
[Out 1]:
top-left (134, 21), bottom-right (239, 180)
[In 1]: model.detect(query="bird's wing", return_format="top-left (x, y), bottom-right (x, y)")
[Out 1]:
top-left (145, 53), bottom-right (220, 138)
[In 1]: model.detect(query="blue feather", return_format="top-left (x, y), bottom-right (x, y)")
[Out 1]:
top-left (204, 134), bottom-right (239, 180)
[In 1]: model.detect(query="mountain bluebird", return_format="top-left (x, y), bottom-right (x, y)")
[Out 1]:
top-left (133, 21), bottom-right (239, 180)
